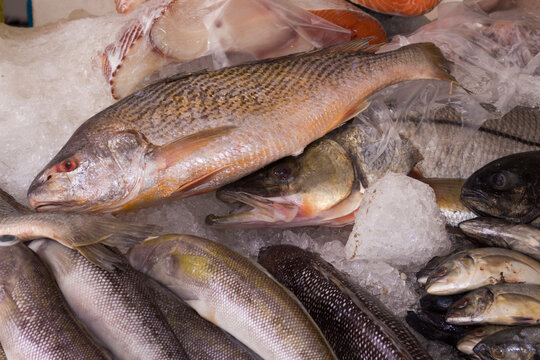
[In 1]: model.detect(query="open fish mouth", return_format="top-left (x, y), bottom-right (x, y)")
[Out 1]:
top-left (206, 191), bottom-right (300, 228)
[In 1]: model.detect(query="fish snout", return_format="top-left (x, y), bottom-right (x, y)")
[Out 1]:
top-left (27, 169), bottom-right (55, 209)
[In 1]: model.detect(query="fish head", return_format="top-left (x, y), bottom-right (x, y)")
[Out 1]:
top-left (257, 244), bottom-right (310, 274)
top-left (474, 335), bottom-right (537, 360)
top-left (128, 234), bottom-right (213, 298)
top-left (461, 151), bottom-right (540, 223)
top-left (446, 287), bottom-right (494, 324)
top-left (425, 252), bottom-right (477, 295)
top-left (28, 130), bottom-right (149, 213)
top-left (206, 139), bottom-right (357, 227)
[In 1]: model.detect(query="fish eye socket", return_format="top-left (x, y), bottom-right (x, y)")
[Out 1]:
top-left (56, 159), bottom-right (79, 173)
top-left (490, 172), bottom-right (507, 190)
top-left (491, 346), bottom-right (505, 358)
top-left (272, 164), bottom-right (293, 182)
top-left (433, 266), bottom-right (447, 277)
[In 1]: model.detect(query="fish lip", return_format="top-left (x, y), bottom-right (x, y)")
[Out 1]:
top-left (208, 191), bottom-right (298, 227)
top-left (33, 201), bottom-right (88, 212)
top-left (461, 189), bottom-right (496, 215)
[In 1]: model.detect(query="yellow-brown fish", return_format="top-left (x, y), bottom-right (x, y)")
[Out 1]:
top-left (28, 39), bottom-right (455, 213)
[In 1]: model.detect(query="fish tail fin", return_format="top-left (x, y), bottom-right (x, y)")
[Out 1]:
top-left (68, 214), bottom-right (162, 250)
top-left (404, 43), bottom-right (461, 88)
top-left (77, 243), bottom-right (127, 271)
top-left (420, 178), bottom-right (469, 213)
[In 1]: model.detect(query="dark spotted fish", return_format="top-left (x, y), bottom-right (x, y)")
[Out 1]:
top-left (258, 244), bottom-right (432, 360)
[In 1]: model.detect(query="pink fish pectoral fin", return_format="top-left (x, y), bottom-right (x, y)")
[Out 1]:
top-left (172, 165), bottom-right (230, 197)
top-left (328, 100), bottom-right (371, 132)
top-left (147, 126), bottom-right (237, 170)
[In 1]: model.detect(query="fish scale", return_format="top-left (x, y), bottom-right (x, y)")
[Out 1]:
top-left (258, 245), bottom-right (432, 360)
top-left (29, 239), bottom-right (189, 360)
top-left (0, 241), bottom-right (110, 360)
top-left (29, 39), bottom-right (454, 212)
top-left (128, 234), bottom-right (337, 360)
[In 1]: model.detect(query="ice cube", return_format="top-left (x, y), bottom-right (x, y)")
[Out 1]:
top-left (345, 173), bottom-right (452, 269)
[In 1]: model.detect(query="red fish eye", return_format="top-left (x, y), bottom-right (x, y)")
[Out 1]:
top-left (56, 159), bottom-right (78, 173)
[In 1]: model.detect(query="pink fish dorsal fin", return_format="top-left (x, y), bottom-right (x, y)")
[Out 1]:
top-left (147, 126), bottom-right (237, 170)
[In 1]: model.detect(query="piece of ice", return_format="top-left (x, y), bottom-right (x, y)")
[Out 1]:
top-left (345, 173), bottom-right (452, 269)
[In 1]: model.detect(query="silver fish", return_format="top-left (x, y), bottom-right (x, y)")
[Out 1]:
top-left (447, 284), bottom-right (540, 325)
top-left (128, 234), bottom-right (337, 360)
top-left (29, 239), bottom-right (189, 360)
top-left (425, 247), bottom-right (540, 295)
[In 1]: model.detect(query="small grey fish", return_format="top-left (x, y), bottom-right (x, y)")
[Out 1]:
top-left (29, 239), bottom-right (188, 360)
top-left (474, 325), bottom-right (540, 360)
top-left (457, 326), bottom-right (507, 357)
top-left (0, 186), bottom-right (160, 270)
top-left (447, 284), bottom-right (540, 326)
top-left (128, 234), bottom-right (337, 360)
top-left (460, 217), bottom-right (540, 261)
top-left (425, 247), bottom-right (540, 295)
top-left (147, 279), bottom-right (258, 360)
top-left (258, 244), bottom-right (432, 360)
top-left (0, 236), bottom-right (110, 359)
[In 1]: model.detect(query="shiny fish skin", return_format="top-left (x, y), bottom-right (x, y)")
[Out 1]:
top-left (28, 40), bottom-right (455, 213)
top-left (207, 118), bottom-right (420, 227)
top-left (0, 239), bottom-right (110, 360)
top-left (460, 217), bottom-right (540, 261)
top-left (128, 234), bottom-right (337, 360)
top-left (258, 245), bottom-right (432, 360)
top-left (457, 326), bottom-right (507, 356)
top-left (400, 107), bottom-right (540, 179)
top-left (146, 279), bottom-right (257, 360)
top-left (425, 247), bottom-right (540, 295)
top-left (474, 325), bottom-right (540, 360)
top-left (28, 239), bottom-right (188, 360)
top-left (447, 284), bottom-right (540, 326)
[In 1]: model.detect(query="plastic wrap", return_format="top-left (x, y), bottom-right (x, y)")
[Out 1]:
top-left (381, 0), bottom-right (540, 115)
top-left (102, 0), bottom-right (353, 99)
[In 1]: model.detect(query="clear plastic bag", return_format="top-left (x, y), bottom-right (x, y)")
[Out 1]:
top-left (382, 0), bottom-right (540, 115)
top-left (102, 0), bottom-right (350, 99)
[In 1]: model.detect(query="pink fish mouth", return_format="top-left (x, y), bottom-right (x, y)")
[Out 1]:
top-left (206, 188), bottom-right (363, 228)
top-left (206, 191), bottom-right (300, 228)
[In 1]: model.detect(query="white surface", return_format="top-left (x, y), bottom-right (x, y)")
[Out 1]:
top-left (32, 0), bottom-right (116, 26)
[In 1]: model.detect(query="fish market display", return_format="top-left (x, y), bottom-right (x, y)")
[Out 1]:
top-left (473, 325), bottom-right (540, 360)
top-left (460, 218), bottom-right (540, 261)
top-left (207, 120), bottom-right (420, 227)
top-left (28, 39), bottom-right (455, 214)
top-left (209, 105), bottom-right (539, 228)
top-left (446, 284), bottom-right (540, 325)
top-left (0, 236), bottom-right (109, 359)
top-left (146, 279), bottom-right (257, 360)
top-left (28, 239), bottom-right (188, 360)
top-left (424, 247), bottom-right (540, 295)
top-left (128, 234), bottom-right (336, 359)
top-left (258, 244), bottom-right (432, 359)
top-left (457, 326), bottom-right (507, 357)
top-left (0, 187), bottom-right (160, 269)
top-left (351, 0), bottom-right (440, 16)
top-left (461, 151), bottom-right (540, 224)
